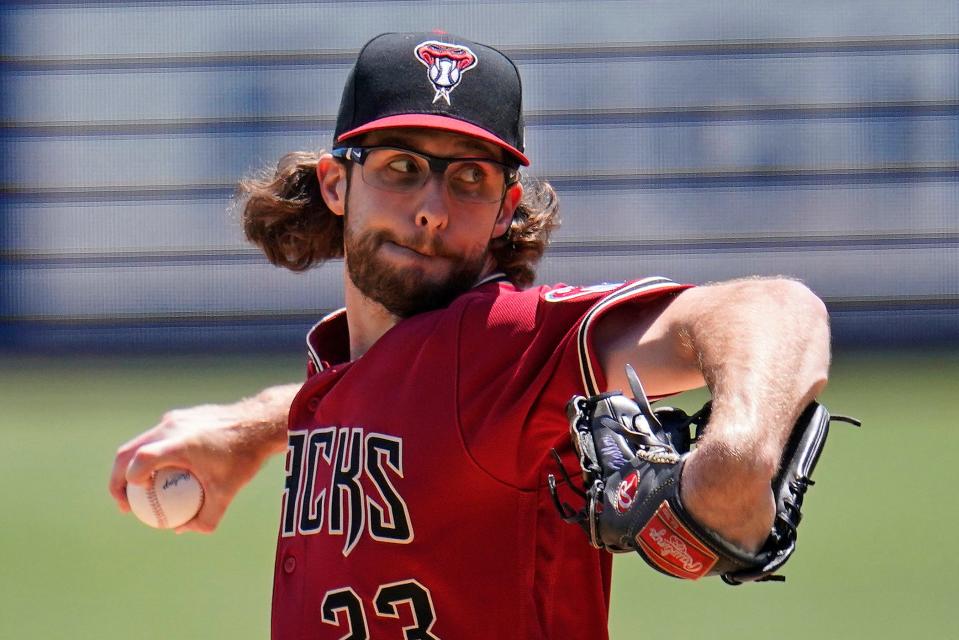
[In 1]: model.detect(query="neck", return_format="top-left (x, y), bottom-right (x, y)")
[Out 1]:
top-left (343, 269), bottom-right (401, 361)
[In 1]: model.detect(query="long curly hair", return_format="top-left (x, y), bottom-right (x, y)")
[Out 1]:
top-left (237, 151), bottom-right (560, 288)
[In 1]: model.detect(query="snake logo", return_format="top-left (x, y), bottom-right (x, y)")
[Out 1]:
top-left (414, 40), bottom-right (478, 105)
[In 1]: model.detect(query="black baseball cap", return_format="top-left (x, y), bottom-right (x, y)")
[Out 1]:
top-left (333, 32), bottom-right (529, 166)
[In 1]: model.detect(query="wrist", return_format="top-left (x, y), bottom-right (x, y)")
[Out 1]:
top-left (690, 435), bottom-right (778, 483)
top-left (239, 383), bottom-right (298, 450)
top-left (680, 444), bottom-right (775, 553)
top-left (217, 400), bottom-right (291, 464)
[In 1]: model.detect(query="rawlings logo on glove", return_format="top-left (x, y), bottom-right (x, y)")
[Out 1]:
top-left (638, 501), bottom-right (717, 579)
top-left (548, 365), bottom-right (859, 584)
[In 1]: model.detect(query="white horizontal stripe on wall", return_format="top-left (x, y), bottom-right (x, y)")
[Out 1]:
top-left (6, 260), bottom-right (344, 318)
top-left (5, 182), bottom-right (958, 256)
top-left (3, 1), bottom-right (957, 59)
top-left (6, 246), bottom-right (955, 318)
top-left (537, 246), bottom-right (959, 301)
top-left (5, 117), bottom-right (958, 189)
top-left (5, 51), bottom-right (958, 125)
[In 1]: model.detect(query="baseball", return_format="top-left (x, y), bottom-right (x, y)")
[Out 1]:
top-left (126, 468), bottom-right (204, 529)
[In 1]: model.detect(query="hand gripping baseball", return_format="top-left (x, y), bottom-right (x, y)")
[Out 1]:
top-left (547, 365), bottom-right (859, 584)
top-left (109, 387), bottom-right (294, 533)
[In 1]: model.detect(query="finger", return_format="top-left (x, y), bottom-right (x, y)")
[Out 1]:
top-left (109, 468), bottom-right (131, 511)
top-left (116, 427), bottom-right (163, 455)
top-left (175, 497), bottom-right (227, 535)
top-left (110, 425), bottom-right (169, 509)
top-left (125, 440), bottom-right (190, 486)
top-left (109, 447), bottom-right (138, 511)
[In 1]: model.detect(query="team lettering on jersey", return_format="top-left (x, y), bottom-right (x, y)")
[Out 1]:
top-left (281, 427), bottom-right (413, 556)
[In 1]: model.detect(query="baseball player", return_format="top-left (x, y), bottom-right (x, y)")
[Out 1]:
top-left (109, 33), bottom-right (831, 638)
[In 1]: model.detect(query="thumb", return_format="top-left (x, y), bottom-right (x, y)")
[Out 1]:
top-left (175, 498), bottom-right (226, 535)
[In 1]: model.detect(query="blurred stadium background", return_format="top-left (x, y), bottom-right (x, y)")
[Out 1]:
top-left (1, 1), bottom-right (956, 639)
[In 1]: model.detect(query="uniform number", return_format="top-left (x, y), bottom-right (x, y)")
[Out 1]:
top-left (321, 580), bottom-right (439, 640)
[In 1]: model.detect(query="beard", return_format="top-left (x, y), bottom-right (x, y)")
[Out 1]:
top-left (343, 220), bottom-right (489, 319)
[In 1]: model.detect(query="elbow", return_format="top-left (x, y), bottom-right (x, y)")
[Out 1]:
top-left (765, 278), bottom-right (831, 394)
top-left (770, 278), bottom-right (829, 328)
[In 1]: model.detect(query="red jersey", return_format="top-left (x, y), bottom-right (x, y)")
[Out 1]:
top-left (272, 275), bottom-right (688, 639)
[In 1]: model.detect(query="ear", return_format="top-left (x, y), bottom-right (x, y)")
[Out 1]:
top-left (317, 154), bottom-right (348, 217)
top-left (491, 182), bottom-right (524, 239)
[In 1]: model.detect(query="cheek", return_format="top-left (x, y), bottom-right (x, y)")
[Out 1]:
top-left (344, 192), bottom-right (391, 235)
top-left (451, 206), bottom-right (502, 238)
top-left (348, 188), bottom-right (420, 228)
top-left (470, 214), bottom-right (509, 249)
top-left (443, 222), bottom-right (489, 256)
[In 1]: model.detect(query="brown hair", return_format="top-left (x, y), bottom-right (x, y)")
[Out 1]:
top-left (237, 150), bottom-right (560, 288)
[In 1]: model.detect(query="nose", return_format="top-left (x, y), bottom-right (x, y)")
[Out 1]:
top-left (414, 173), bottom-right (450, 230)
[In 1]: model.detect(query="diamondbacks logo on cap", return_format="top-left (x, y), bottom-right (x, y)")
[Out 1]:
top-left (414, 40), bottom-right (478, 105)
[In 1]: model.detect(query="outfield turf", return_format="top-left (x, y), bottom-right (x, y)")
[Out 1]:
top-left (0, 349), bottom-right (954, 639)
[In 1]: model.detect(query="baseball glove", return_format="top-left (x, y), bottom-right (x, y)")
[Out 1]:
top-left (547, 365), bottom-right (859, 584)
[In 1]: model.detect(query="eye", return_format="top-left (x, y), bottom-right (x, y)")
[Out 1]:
top-left (451, 162), bottom-right (489, 185)
top-left (386, 155), bottom-right (422, 174)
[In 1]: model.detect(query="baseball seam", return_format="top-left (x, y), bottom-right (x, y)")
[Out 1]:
top-left (146, 475), bottom-right (168, 529)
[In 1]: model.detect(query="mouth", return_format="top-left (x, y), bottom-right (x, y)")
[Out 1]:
top-left (384, 240), bottom-right (439, 259)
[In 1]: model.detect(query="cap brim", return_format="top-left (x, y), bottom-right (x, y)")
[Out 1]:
top-left (336, 114), bottom-right (529, 166)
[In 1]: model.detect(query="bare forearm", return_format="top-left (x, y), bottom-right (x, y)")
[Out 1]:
top-left (230, 383), bottom-right (301, 458)
top-left (594, 276), bottom-right (831, 550)
top-left (680, 277), bottom-right (830, 469)
top-left (675, 277), bottom-right (831, 550)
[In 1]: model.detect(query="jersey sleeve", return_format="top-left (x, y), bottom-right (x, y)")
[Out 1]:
top-left (455, 277), bottom-right (692, 489)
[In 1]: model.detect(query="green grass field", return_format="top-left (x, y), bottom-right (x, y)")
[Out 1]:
top-left (0, 349), bottom-right (954, 639)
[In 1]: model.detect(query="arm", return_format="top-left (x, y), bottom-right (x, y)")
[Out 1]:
top-left (108, 383), bottom-right (298, 533)
top-left (593, 277), bottom-right (831, 552)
